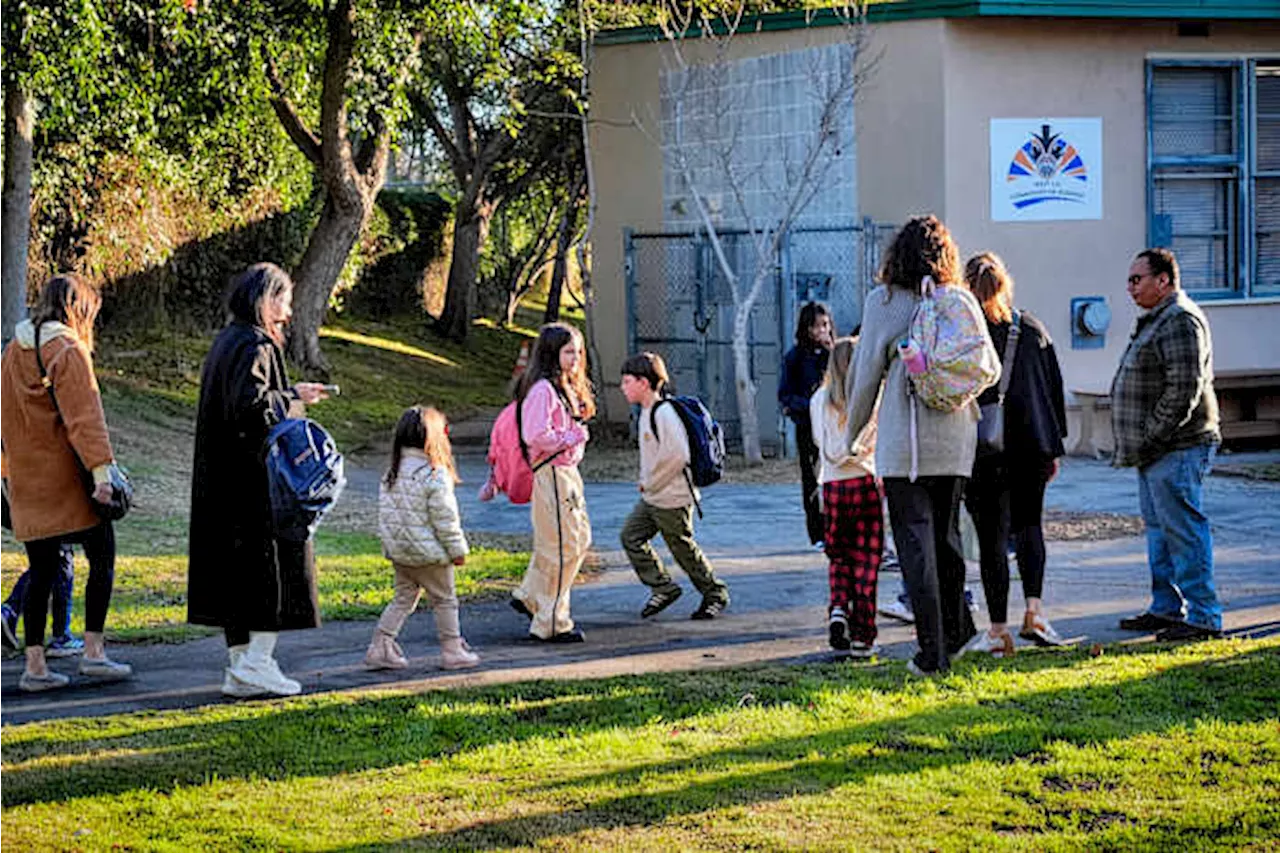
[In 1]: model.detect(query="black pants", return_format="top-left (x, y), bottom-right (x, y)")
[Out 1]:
top-left (964, 455), bottom-right (1052, 624)
top-left (883, 476), bottom-right (975, 673)
top-left (22, 522), bottom-right (115, 648)
top-left (795, 416), bottom-right (823, 544)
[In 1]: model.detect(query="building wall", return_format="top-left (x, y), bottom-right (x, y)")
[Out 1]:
top-left (589, 20), bottom-right (942, 418)
top-left (590, 16), bottom-right (1280, 431)
top-left (938, 18), bottom-right (1280, 443)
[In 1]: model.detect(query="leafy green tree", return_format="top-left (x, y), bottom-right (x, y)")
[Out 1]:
top-left (252, 0), bottom-right (421, 372)
top-left (413, 0), bottom-right (583, 342)
top-left (2, 0), bottom-right (121, 342)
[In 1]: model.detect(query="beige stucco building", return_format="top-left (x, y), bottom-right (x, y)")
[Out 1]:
top-left (588, 1), bottom-right (1280, 453)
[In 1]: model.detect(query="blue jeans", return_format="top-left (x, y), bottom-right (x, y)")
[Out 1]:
top-left (1137, 443), bottom-right (1221, 631)
top-left (3, 544), bottom-right (75, 637)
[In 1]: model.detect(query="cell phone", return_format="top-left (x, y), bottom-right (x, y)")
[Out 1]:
top-left (320, 384), bottom-right (341, 396)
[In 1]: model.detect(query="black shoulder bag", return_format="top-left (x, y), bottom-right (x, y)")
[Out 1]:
top-left (977, 310), bottom-right (1021, 457)
top-left (32, 320), bottom-right (133, 521)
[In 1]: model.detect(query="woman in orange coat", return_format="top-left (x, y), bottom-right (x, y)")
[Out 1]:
top-left (1, 275), bottom-right (133, 692)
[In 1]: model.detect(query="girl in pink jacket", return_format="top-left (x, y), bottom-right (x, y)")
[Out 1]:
top-left (509, 324), bottom-right (595, 642)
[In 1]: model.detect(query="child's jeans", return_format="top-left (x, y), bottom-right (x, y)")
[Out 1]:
top-left (375, 562), bottom-right (461, 642)
top-left (4, 544), bottom-right (75, 638)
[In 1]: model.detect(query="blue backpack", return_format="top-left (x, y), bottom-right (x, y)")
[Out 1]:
top-left (650, 395), bottom-right (725, 516)
top-left (265, 418), bottom-right (346, 542)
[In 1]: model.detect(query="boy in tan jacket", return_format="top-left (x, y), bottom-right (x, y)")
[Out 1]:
top-left (619, 353), bottom-right (730, 620)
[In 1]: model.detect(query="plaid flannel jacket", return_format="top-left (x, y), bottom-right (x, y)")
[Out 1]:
top-left (1109, 291), bottom-right (1220, 469)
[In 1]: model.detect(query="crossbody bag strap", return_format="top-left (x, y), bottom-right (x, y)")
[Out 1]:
top-left (995, 310), bottom-right (1022, 405)
top-left (32, 320), bottom-right (65, 422)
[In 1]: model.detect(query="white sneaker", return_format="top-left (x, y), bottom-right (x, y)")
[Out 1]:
top-left (1020, 613), bottom-right (1066, 647)
top-left (221, 668), bottom-right (268, 698)
top-left (228, 656), bottom-right (301, 696)
top-left (19, 669), bottom-right (70, 692)
top-left (878, 599), bottom-right (915, 624)
top-left (848, 641), bottom-right (879, 659)
top-left (79, 656), bottom-right (133, 679)
top-left (955, 629), bottom-right (1016, 660)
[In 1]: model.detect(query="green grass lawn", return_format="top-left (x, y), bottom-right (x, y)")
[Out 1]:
top-left (0, 524), bottom-right (528, 644)
top-left (96, 311), bottom-right (537, 451)
top-left (2, 638), bottom-right (1277, 850)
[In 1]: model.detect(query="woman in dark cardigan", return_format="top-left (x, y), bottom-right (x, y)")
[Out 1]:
top-left (188, 263), bottom-right (330, 698)
top-left (959, 252), bottom-right (1069, 658)
top-left (778, 301), bottom-right (833, 546)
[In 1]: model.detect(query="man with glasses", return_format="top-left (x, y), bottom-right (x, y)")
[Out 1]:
top-left (1110, 248), bottom-right (1222, 641)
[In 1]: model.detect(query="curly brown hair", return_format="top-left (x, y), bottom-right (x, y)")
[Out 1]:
top-left (878, 215), bottom-right (962, 294)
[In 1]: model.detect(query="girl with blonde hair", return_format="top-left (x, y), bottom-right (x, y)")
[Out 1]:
top-left (809, 336), bottom-right (882, 656)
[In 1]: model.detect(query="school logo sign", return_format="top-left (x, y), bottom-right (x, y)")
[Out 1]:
top-left (990, 118), bottom-right (1102, 222)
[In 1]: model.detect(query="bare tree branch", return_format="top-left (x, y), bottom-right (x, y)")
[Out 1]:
top-left (263, 50), bottom-right (322, 167)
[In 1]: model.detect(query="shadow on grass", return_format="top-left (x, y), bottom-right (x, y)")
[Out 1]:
top-left (3, 642), bottom-right (1276, 820)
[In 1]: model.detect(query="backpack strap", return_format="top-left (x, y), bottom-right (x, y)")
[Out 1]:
top-left (32, 320), bottom-right (65, 423)
top-left (647, 396), bottom-right (702, 518)
top-left (516, 380), bottom-right (571, 471)
top-left (995, 309), bottom-right (1022, 405)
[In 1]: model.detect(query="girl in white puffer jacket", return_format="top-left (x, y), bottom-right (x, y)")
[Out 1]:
top-left (365, 406), bottom-right (480, 671)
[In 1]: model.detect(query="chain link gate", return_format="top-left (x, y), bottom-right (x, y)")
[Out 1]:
top-left (624, 219), bottom-right (895, 456)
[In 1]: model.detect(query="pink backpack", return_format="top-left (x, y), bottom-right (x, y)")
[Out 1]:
top-left (483, 398), bottom-right (567, 504)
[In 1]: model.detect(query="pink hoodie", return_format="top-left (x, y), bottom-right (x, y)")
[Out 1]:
top-left (519, 379), bottom-right (588, 467)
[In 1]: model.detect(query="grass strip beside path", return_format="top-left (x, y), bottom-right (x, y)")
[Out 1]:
top-left (0, 527), bottom-right (527, 644)
top-left (2, 638), bottom-right (1277, 850)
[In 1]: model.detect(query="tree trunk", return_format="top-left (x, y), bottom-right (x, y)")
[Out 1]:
top-left (732, 298), bottom-right (764, 465)
top-left (286, 195), bottom-right (367, 374)
top-left (543, 204), bottom-right (574, 325)
top-left (436, 197), bottom-right (491, 342)
top-left (2, 83), bottom-right (34, 346)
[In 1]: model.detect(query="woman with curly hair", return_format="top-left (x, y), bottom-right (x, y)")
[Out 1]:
top-left (843, 215), bottom-right (996, 677)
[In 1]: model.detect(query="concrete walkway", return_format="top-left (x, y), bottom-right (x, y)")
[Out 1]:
top-left (3, 451), bottom-right (1278, 725)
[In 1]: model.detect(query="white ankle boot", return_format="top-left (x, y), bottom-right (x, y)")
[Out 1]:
top-left (441, 637), bottom-right (481, 670)
top-left (225, 633), bottom-right (301, 697)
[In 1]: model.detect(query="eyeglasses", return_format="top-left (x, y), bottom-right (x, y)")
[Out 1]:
top-left (1127, 272), bottom-right (1152, 286)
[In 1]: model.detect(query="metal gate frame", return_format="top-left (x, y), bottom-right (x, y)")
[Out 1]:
top-left (624, 218), bottom-right (895, 456)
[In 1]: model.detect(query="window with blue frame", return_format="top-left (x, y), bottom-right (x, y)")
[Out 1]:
top-left (1148, 58), bottom-right (1280, 298)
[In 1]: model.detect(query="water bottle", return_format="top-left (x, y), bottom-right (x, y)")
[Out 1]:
top-left (898, 337), bottom-right (927, 375)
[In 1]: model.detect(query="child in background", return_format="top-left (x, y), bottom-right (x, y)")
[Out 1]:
top-left (778, 302), bottom-right (834, 548)
top-left (366, 406), bottom-right (480, 671)
top-left (810, 336), bottom-right (883, 656)
top-left (619, 352), bottom-right (730, 620)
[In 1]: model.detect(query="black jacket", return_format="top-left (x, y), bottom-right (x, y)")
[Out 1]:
top-left (187, 321), bottom-right (319, 631)
top-left (978, 310), bottom-right (1068, 460)
top-left (778, 345), bottom-right (829, 424)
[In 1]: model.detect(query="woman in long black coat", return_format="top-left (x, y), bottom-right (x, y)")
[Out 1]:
top-left (188, 263), bottom-right (329, 698)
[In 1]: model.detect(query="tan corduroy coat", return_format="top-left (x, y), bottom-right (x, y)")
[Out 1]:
top-left (1, 320), bottom-right (114, 542)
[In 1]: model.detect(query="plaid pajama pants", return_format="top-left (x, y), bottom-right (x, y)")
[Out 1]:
top-left (822, 475), bottom-right (884, 644)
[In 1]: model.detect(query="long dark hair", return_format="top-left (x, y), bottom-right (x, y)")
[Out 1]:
top-left (384, 405), bottom-right (458, 488)
top-left (794, 301), bottom-right (831, 348)
top-left (225, 263), bottom-right (293, 345)
top-left (965, 252), bottom-right (1014, 324)
top-left (31, 274), bottom-right (102, 353)
top-left (513, 322), bottom-right (597, 419)
top-left (879, 215), bottom-right (961, 295)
